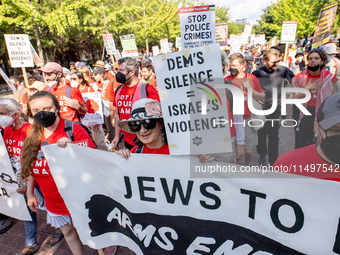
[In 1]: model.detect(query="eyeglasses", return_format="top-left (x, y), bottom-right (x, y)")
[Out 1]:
top-left (128, 119), bottom-right (157, 132)
top-left (270, 60), bottom-right (280, 65)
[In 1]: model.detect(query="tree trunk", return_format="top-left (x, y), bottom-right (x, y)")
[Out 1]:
top-left (34, 25), bottom-right (45, 65)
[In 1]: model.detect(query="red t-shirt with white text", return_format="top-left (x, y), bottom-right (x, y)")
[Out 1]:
top-left (30, 118), bottom-right (96, 215)
top-left (4, 122), bottom-right (31, 161)
top-left (44, 85), bottom-right (85, 121)
top-left (225, 73), bottom-right (263, 119)
top-left (113, 80), bottom-right (160, 145)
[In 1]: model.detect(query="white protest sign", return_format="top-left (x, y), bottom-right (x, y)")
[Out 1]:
top-left (259, 34), bottom-right (266, 45)
top-left (102, 33), bottom-right (116, 55)
top-left (243, 24), bottom-right (253, 41)
top-left (114, 50), bottom-right (122, 61)
top-left (152, 46), bottom-right (160, 56)
top-left (281, 21), bottom-right (298, 44)
top-left (44, 144), bottom-right (340, 255)
top-left (0, 67), bottom-right (17, 94)
top-left (81, 92), bottom-right (104, 125)
top-left (120, 34), bottom-right (138, 57)
top-left (176, 37), bottom-right (182, 51)
top-left (153, 43), bottom-right (231, 155)
top-left (180, 5), bottom-right (215, 49)
top-left (160, 39), bottom-right (169, 54)
top-left (4, 34), bottom-right (34, 68)
top-left (230, 34), bottom-right (241, 51)
top-left (29, 42), bottom-right (43, 67)
top-left (251, 34), bottom-right (255, 44)
top-left (0, 134), bottom-right (31, 221)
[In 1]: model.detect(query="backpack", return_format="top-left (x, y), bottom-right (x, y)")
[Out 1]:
top-left (64, 119), bottom-right (98, 149)
top-left (47, 85), bottom-right (85, 121)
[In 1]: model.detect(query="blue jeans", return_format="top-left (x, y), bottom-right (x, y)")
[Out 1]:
top-left (23, 184), bottom-right (43, 246)
top-left (24, 208), bottom-right (37, 246)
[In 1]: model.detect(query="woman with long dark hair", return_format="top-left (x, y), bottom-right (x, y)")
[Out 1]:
top-left (21, 91), bottom-right (96, 255)
top-left (293, 49), bottom-right (338, 149)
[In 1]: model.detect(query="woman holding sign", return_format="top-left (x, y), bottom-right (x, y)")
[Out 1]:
top-left (20, 91), bottom-right (96, 255)
top-left (0, 98), bottom-right (44, 255)
top-left (116, 98), bottom-right (214, 164)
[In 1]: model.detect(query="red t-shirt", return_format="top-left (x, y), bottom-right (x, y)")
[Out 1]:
top-left (113, 80), bottom-right (160, 145)
top-left (107, 71), bottom-right (114, 82)
top-left (44, 84), bottom-right (85, 122)
top-left (273, 145), bottom-right (340, 181)
top-left (30, 118), bottom-right (96, 215)
top-left (105, 77), bottom-right (122, 102)
top-left (225, 73), bottom-right (263, 119)
top-left (79, 85), bottom-right (95, 93)
top-left (22, 92), bottom-right (28, 104)
top-left (296, 73), bottom-right (338, 106)
top-left (87, 77), bottom-right (95, 86)
top-left (131, 143), bottom-right (169, 154)
top-left (4, 122), bottom-right (31, 161)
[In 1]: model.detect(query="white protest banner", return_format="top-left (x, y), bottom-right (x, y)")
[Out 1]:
top-left (29, 42), bottom-right (43, 67)
top-left (241, 32), bottom-right (248, 44)
top-left (4, 34), bottom-right (34, 68)
top-left (153, 43), bottom-right (231, 155)
top-left (160, 38), bottom-right (169, 54)
top-left (179, 5), bottom-right (215, 49)
top-left (0, 134), bottom-right (31, 221)
top-left (243, 24), bottom-right (253, 41)
top-left (81, 92), bottom-right (104, 125)
top-left (176, 37), bottom-right (182, 51)
top-left (168, 43), bottom-right (173, 53)
top-left (251, 34), bottom-right (255, 44)
top-left (152, 46), bottom-right (160, 56)
top-left (102, 33), bottom-right (117, 55)
top-left (114, 49), bottom-right (122, 61)
top-left (258, 34), bottom-right (266, 45)
top-left (0, 67), bottom-right (17, 94)
top-left (44, 143), bottom-right (340, 254)
top-left (230, 34), bottom-right (241, 51)
top-left (120, 34), bottom-right (138, 57)
top-left (280, 21), bottom-right (297, 44)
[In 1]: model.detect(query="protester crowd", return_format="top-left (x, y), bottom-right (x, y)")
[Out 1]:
top-left (0, 36), bottom-right (340, 255)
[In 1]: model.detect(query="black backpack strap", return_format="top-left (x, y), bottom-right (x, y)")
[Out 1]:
top-left (64, 119), bottom-right (75, 142)
top-left (140, 80), bottom-right (148, 98)
top-left (135, 145), bottom-right (144, 153)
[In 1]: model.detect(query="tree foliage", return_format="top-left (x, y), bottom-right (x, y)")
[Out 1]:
top-left (257, 0), bottom-right (340, 39)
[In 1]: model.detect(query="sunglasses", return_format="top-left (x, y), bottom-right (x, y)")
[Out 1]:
top-left (271, 60), bottom-right (280, 65)
top-left (128, 119), bottom-right (157, 132)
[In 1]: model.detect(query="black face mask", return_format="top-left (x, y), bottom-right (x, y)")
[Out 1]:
top-left (307, 64), bottom-right (320, 72)
top-left (33, 111), bottom-right (57, 128)
top-left (320, 134), bottom-right (340, 165)
top-left (115, 71), bottom-right (131, 84)
top-left (229, 68), bottom-right (239, 77)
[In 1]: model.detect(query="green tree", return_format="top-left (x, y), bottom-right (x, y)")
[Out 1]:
top-left (257, 0), bottom-right (340, 39)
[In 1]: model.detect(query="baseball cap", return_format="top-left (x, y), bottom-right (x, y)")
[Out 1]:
top-left (94, 60), bottom-right (105, 68)
top-left (75, 62), bottom-right (86, 68)
top-left (38, 62), bottom-right (63, 73)
top-left (317, 93), bottom-right (340, 129)
top-left (27, 81), bottom-right (46, 91)
top-left (323, 44), bottom-right (338, 55)
top-left (62, 67), bottom-right (70, 74)
top-left (93, 67), bottom-right (105, 75)
top-left (245, 45), bottom-right (250, 50)
top-left (295, 51), bottom-right (304, 58)
top-left (69, 62), bottom-right (75, 66)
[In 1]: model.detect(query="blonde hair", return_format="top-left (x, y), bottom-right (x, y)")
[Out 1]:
top-left (78, 66), bottom-right (90, 76)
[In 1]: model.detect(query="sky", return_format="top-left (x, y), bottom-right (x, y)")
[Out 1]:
top-left (208, 0), bottom-right (274, 24)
